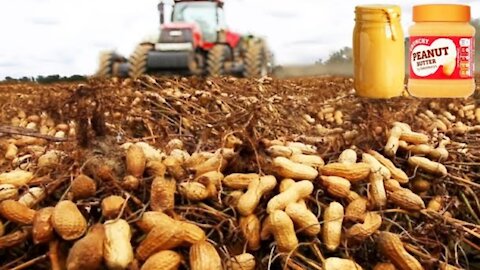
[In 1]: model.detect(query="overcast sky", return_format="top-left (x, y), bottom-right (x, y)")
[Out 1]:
top-left (0, 0), bottom-right (478, 78)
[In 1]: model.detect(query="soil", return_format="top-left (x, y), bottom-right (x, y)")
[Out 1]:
top-left (0, 75), bottom-right (479, 269)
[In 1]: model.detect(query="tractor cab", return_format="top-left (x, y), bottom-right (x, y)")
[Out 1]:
top-left (171, 1), bottom-right (226, 43)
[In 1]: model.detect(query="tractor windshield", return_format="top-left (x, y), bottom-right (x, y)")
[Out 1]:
top-left (172, 2), bottom-right (225, 42)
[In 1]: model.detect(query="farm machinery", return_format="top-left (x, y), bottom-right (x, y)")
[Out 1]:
top-left (96, 0), bottom-right (273, 78)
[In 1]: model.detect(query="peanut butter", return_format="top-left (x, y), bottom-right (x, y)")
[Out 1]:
top-left (408, 4), bottom-right (475, 98)
top-left (353, 5), bottom-right (404, 98)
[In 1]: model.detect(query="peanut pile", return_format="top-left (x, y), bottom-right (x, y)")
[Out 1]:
top-left (0, 77), bottom-right (479, 269)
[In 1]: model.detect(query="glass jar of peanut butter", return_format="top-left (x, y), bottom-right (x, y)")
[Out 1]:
top-left (408, 4), bottom-right (475, 98)
top-left (353, 5), bottom-right (404, 98)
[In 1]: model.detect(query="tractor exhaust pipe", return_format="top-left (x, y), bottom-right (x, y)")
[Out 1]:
top-left (158, 1), bottom-right (165, 24)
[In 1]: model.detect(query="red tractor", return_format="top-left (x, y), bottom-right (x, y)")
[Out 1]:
top-left (96, 0), bottom-right (273, 78)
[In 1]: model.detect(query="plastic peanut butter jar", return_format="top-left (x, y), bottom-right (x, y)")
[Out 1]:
top-left (353, 5), bottom-right (404, 98)
top-left (408, 4), bottom-right (475, 98)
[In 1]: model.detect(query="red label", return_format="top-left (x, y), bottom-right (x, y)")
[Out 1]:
top-left (409, 36), bottom-right (474, 79)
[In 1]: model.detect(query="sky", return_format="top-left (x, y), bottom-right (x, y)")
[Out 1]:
top-left (0, 0), bottom-right (479, 78)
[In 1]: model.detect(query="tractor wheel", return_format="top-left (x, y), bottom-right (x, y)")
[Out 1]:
top-left (129, 44), bottom-right (154, 79)
top-left (95, 52), bottom-right (115, 78)
top-left (243, 40), bottom-right (269, 78)
top-left (207, 45), bottom-right (230, 77)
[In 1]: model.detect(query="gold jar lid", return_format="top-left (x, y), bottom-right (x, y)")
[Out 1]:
top-left (413, 4), bottom-right (470, 22)
top-left (355, 5), bottom-right (401, 22)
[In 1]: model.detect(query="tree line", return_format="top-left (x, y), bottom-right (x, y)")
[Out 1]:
top-left (1, 74), bottom-right (87, 84)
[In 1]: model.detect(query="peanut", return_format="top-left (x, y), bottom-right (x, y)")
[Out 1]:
top-left (225, 134), bottom-right (243, 148)
top-left (170, 149), bottom-right (190, 162)
top-left (0, 199), bottom-right (36, 225)
top-left (266, 210), bottom-right (298, 252)
top-left (228, 253), bottom-right (255, 270)
top-left (239, 214), bottom-right (261, 251)
top-left (377, 232), bottom-right (424, 270)
top-left (146, 160), bottom-right (167, 177)
top-left (177, 220), bottom-right (206, 245)
top-left (430, 142), bottom-right (449, 160)
top-left (383, 179), bottom-right (401, 192)
top-left (52, 200), bottom-right (87, 241)
top-left (408, 156), bottom-right (447, 176)
top-left (18, 187), bottom-right (45, 208)
top-left (324, 257), bottom-right (363, 270)
top-left (126, 144), bottom-right (146, 178)
top-left (323, 202), bottom-right (344, 251)
top-left (67, 224), bottom-right (105, 270)
top-left (362, 153), bottom-right (391, 179)
top-left (279, 178), bottom-right (306, 207)
top-left (273, 157), bottom-right (318, 180)
top-left (267, 180), bottom-right (313, 213)
top-left (320, 162), bottom-right (371, 183)
top-left (223, 173), bottom-right (259, 189)
top-left (150, 175), bottom-right (176, 211)
top-left (191, 154), bottom-right (227, 177)
top-left (260, 214), bottom-right (272, 241)
top-left (346, 197), bottom-right (368, 222)
top-left (37, 150), bottom-right (60, 170)
top-left (223, 190), bottom-right (244, 207)
top-left (137, 211), bottom-right (176, 233)
top-left (373, 263), bottom-right (396, 270)
top-left (266, 145), bottom-right (301, 158)
top-left (385, 126), bottom-right (403, 157)
top-left (338, 149), bottom-right (357, 164)
top-left (289, 154), bottom-right (324, 168)
top-left (4, 143), bottom-right (18, 160)
top-left (70, 174), bottom-right (97, 200)
top-left (368, 150), bottom-right (408, 184)
top-left (185, 152), bottom-right (214, 168)
top-left (136, 223), bottom-right (183, 261)
top-left (101, 195), bottom-right (125, 219)
top-left (400, 131), bottom-right (429, 145)
top-left (285, 142), bottom-right (317, 154)
top-left (32, 207), bottom-right (54, 244)
top-left (178, 182), bottom-right (211, 201)
top-left (321, 175), bottom-right (351, 198)
top-left (411, 177), bottom-right (431, 193)
top-left (408, 144), bottom-right (434, 156)
top-left (0, 229), bottom-right (29, 249)
top-left (346, 212), bottom-right (382, 241)
top-left (104, 219), bottom-right (134, 268)
top-left (190, 240), bottom-right (222, 270)
top-left (163, 156), bottom-right (187, 180)
top-left (285, 202), bottom-right (320, 236)
top-left (393, 122), bottom-right (412, 132)
top-left (389, 188), bottom-right (425, 211)
top-left (141, 250), bottom-right (182, 270)
top-left (369, 171), bottom-right (387, 208)
top-left (427, 196), bottom-right (444, 212)
top-left (122, 175), bottom-right (140, 191)
top-left (237, 175), bottom-right (276, 216)
top-left (165, 138), bottom-right (184, 153)
top-left (195, 171), bottom-right (223, 188)
top-left (0, 184), bottom-right (18, 201)
top-left (0, 169), bottom-right (34, 187)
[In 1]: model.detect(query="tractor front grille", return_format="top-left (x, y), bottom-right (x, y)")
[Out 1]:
top-left (159, 29), bottom-right (193, 43)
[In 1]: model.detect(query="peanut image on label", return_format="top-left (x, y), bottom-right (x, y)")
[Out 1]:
top-left (442, 57), bottom-right (456, 76)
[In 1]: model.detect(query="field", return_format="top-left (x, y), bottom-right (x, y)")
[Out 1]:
top-left (0, 76), bottom-right (479, 269)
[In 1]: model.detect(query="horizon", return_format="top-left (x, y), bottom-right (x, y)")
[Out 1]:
top-left (0, 0), bottom-right (478, 78)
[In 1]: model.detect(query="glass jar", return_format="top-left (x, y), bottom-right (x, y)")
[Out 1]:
top-left (353, 5), bottom-right (404, 98)
top-left (408, 4), bottom-right (475, 98)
